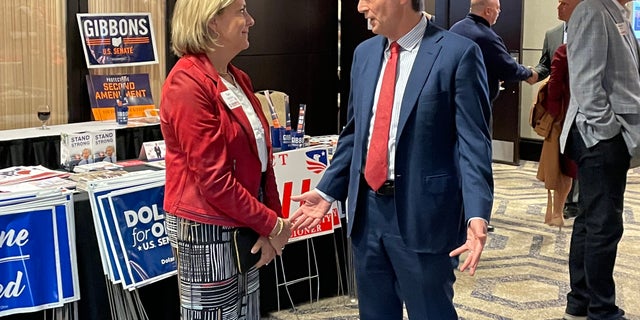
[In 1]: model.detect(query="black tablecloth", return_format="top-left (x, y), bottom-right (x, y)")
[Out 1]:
top-left (0, 124), bottom-right (163, 169)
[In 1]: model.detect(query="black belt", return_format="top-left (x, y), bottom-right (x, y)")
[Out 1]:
top-left (362, 174), bottom-right (395, 196)
top-left (375, 180), bottom-right (395, 196)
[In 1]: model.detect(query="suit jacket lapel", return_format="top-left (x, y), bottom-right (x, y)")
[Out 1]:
top-left (356, 37), bottom-right (386, 149)
top-left (555, 25), bottom-right (564, 47)
top-left (189, 54), bottom-right (261, 158)
top-left (600, 0), bottom-right (623, 22)
top-left (600, 0), bottom-right (639, 68)
top-left (396, 25), bottom-right (442, 137)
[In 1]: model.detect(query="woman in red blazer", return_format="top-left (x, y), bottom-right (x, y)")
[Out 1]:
top-left (160, 0), bottom-right (290, 318)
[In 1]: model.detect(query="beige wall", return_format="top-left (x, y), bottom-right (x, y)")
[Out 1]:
top-left (424, 0), bottom-right (435, 13)
top-left (520, 0), bottom-right (562, 140)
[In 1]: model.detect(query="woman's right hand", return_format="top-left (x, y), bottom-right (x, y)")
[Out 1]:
top-left (268, 218), bottom-right (292, 256)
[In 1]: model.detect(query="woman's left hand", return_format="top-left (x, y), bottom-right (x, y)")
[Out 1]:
top-left (253, 236), bottom-right (276, 268)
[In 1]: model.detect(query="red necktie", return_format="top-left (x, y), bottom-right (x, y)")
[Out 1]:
top-left (364, 41), bottom-right (400, 191)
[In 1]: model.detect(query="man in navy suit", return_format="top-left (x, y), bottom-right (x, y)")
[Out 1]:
top-left (290, 0), bottom-right (494, 318)
top-left (450, 0), bottom-right (535, 103)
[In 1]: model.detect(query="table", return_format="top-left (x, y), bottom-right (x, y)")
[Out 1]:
top-left (1, 163), bottom-right (350, 319)
top-left (0, 120), bottom-right (163, 169)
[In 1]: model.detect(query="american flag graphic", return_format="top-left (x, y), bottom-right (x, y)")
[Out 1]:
top-left (305, 149), bottom-right (328, 174)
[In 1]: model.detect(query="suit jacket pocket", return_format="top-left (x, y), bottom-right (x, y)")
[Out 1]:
top-left (423, 173), bottom-right (456, 194)
top-left (418, 91), bottom-right (448, 106)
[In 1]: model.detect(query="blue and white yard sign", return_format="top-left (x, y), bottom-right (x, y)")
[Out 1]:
top-left (0, 193), bottom-right (78, 317)
top-left (97, 193), bottom-right (126, 284)
top-left (108, 183), bottom-right (175, 289)
top-left (87, 174), bottom-right (175, 290)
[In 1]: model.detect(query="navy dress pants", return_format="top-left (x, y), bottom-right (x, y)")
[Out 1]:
top-left (350, 188), bottom-right (457, 320)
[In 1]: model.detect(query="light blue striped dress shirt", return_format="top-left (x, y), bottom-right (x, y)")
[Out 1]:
top-left (367, 17), bottom-right (427, 180)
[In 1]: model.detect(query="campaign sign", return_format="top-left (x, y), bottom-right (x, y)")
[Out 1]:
top-left (57, 197), bottom-right (79, 303)
top-left (273, 147), bottom-right (338, 242)
top-left (0, 206), bottom-right (74, 316)
top-left (87, 74), bottom-right (155, 120)
top-left (108, 184), bottom-right (175, 289)
top-left (77, 13), bottom-right (159, 68)
top-left (97, 194), bottom-right (126, 284)
top-left (633, 1), bottom-right (640, 39)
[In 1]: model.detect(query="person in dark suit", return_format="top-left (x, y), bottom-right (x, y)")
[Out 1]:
top-left (559, 0), bottom-right (640, 318)
top-left (289, 0), bottom-right (494, 318)
top-left (450, 0), bottom-right (536, 103)
top-left (530, 24), bottom-right (563, 83)
top-left (529, 0), bottom-right (583, 220)
top-left (153, 143), bottom-right (162, 158)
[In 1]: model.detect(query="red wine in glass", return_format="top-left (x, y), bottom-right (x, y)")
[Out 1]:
top-left (37, 105), bottom-right (51, 130)
top-left (37, 111), bottom-right (51, 121)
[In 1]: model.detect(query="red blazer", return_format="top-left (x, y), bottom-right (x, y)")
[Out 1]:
top-left (160, 54), bottom-right (282, 236)
top-left (546, 44), bottom-right (569, 119)
top-left (546, 44), bottom-right (577, 179)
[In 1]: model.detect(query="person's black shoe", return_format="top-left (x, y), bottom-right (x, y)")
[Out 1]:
top-left (487, 225), bottom-right (495, 232)
top-left (563, 204), bottom-right (579, 219)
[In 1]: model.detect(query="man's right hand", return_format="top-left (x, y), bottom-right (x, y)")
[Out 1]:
top-left (290, 190), bottom-right (332, 230)
top-left (525, 68), bottom-right (539, 84)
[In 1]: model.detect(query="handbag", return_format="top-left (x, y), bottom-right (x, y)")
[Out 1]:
top-left (529, 81), bottom-right (554, 138)
top-left (231, 227), bottom-right (261, 273)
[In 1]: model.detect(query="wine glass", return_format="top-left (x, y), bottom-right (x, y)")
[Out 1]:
top-left (37, 105), bottom-right (51, 130)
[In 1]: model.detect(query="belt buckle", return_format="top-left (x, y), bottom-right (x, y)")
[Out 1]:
top-left (375, 181), bottom-right (394, 196)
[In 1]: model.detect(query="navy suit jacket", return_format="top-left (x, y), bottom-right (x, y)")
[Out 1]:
top-left (318, 22), bottom-right (494, 253)
top-left (450, 14), bottom-right (532, 102)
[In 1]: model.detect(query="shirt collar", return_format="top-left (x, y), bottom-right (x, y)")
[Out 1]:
top-left (386, 16), bottom-right (427, 54)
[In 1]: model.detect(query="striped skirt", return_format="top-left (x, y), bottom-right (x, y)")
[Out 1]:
top-left (165, 213), bottom-right (260, 320)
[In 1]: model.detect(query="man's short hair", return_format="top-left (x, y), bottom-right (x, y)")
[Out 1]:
top-left (412, 0), bottom-right (425, 12)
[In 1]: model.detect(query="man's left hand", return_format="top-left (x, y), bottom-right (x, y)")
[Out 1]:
top-left (449, 219), bottom-right (488, 276)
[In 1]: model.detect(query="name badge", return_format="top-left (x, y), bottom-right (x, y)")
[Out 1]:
top-left (221, 90), bottom-right (242, 110)
top-left (616, 22), bottom-right (628, 36)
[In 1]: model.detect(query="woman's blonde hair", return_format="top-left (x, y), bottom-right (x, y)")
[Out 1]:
top-left (170, 0), bottom-right (235, 57)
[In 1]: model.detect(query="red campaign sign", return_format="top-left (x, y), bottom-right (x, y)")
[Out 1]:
top-left (273, 147), bottom-right (338, 242)
top-left (331, 207), bottom-right (342, 228)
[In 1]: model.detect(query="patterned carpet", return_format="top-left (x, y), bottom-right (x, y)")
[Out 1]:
top-left (263, 162), bottom-right (640, 320)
